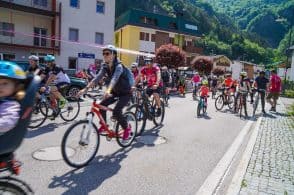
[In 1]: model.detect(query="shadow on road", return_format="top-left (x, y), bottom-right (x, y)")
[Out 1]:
top-left (142, 124), bottom-right (164, 137)
top-left (48, 142), bottom-right (144, 195)
top-left (26, 121), bottom-right (69, 139)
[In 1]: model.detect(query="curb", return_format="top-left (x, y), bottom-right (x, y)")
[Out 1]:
top-left (226, 116), bottom-right (263, 195)
top-left (196, 119), bottom-right (255, 195)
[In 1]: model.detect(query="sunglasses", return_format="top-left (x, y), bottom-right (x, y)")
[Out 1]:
top-left (102, 52), bottom-right (111, 56)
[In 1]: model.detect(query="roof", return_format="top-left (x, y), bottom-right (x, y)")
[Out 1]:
top-left (115, 9), bottom-right (201, 37)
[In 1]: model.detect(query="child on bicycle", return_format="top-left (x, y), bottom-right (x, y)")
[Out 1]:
top-left (199, 80), bottom-right (210, 107)
top-left (0, 61), bottom-right (26, 135)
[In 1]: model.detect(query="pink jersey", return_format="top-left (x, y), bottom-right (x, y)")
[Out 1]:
top-left (270, 74), bottom-right (281, 93)
top-left (192, 75), bottom-right (200, 83)
top-left (140, 65), bottom-right (161, 87)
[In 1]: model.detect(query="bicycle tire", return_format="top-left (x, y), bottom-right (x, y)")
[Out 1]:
top-left (252, 94), bottom-right (259, 117)
top-left (127, 104), bottom-right (147, 136)
top-left (61, 120), bottom-right (100, 168)
top-left (0, 177), bottom-right (33, 195)
top-left (197, 101), bottom-right (201, 117)
top-left (60, 98), bottom-right (80, 122)
top-left (28, 102), bottom-right (48, 129)
top-left (116, 112), bottom-right (137, 148)
top-left (152, 100), bottom-right (165, 126)
top-left (239, 97), bottom-right (243, 118)
top-left (215, 95), bottom-right (224, 111)
top-left (228, 95), bottom-right (235, 110)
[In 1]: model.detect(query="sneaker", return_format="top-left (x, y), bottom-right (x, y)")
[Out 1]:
top-left (269, 107), bottom-right (274, 111)
top-left (122, 125), bottom-right (131, 140)
top-left (59, 98), bottom-right (68, 109)
top-left (272, 107), bottom-right (276, 112)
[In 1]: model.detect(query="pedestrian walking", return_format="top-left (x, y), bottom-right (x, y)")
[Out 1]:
top-left (266, 69), bottom-right (281, 112)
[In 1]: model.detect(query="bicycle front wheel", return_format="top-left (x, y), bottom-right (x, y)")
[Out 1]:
top-left (116, 112), bottom-right (137, 148)
top-left (127, 104), bottom-right (147, 136)
top-left (215, 95), bottom-right (224, 111)
top-left (60, 98), bottom-right (80, 122)
top-left (0, 177), bottom-right (33, 195)
top-left (61, 120), bottom-right (100, 168)
top-left (197, 102), bottom-right (201, 117)
top-left (28, 102), bottom-right (48, 129)
top-left (153, 100), bottom-right (165, 126)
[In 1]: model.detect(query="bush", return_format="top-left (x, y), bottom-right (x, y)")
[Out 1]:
top-left (285, 90), bottom-right (294, 98)
top-left (155, 44), bottom-right (186, 68)
top-left (287, 104), bottom-right (294, 116)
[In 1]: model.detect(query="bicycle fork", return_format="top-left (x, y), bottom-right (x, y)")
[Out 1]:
top-left (79, 112), bottom-right (94, 146)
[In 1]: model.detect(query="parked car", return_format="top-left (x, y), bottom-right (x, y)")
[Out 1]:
top-left (14, 61), bottom-right (87, 97)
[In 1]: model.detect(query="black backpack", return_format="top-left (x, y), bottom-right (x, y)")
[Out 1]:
top-left (161, 71), bottom-right (170, 83)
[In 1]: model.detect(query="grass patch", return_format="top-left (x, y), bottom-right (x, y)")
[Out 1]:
top-left (287, 103), bottom-right (294, 116)
top-left (285, 90), bottom-right (294, 98)
top-left (241, 179), bottom-right (247, 188)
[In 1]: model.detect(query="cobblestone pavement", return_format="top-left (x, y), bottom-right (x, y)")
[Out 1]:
top-left (239, 100), bottom-right (294, 195)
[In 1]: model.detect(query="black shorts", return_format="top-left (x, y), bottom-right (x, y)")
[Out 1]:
top-left (146, 87), bottom-right (161, 97)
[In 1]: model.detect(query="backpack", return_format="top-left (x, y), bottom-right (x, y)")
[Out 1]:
top-left (161, 71), bottom-right (170, 83)
top-left (123, 66), bottom-right (135, 87)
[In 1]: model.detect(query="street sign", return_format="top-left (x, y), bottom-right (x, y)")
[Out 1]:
top-left (78, 53), bottom-right (95, 59)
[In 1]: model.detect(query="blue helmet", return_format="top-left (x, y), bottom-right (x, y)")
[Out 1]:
top-left (0, 61), bottom-right (26, 80)
top-left (44, 55), bottom-right (55, 62)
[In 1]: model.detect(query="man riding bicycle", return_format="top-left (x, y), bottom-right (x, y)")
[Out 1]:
top-left (78, 45), bottom-right (133, 140)
top-left (42, 55), bottom-right (70, 119)
top-left (135, 57), bottom-right (162, 116)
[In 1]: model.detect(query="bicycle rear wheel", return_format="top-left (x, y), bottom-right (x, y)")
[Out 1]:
top-left (61, 120), bottom-right (100, 168)
top-left (28, 102), bottom-right (48, 129)
top-left (127, 104), bottom-right (147, 136)
top-left (215, 95), bottom-right (224, 111)
top-left (116, 112), bottom-right (137, 147)
top-left (0, 177), bottom-right (33, 195)
top-left (60, 98), bottom-right (80, 122)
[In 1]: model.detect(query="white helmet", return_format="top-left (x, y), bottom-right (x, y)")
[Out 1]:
top-left (28, 55), bottom-right (39, 61)
top-left (131, 62), bottom-right (138, 68)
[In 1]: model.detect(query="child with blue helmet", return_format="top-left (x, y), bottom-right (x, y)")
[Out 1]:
top-left (0, 61), bottom-right (26, 135)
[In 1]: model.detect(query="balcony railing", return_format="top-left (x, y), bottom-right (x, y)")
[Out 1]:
top-left (1, 0), bottom-right (55, 12)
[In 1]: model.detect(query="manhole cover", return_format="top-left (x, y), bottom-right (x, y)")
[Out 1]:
top-left (32, 146), bottom-right (75, 161)
top-left (137, 135), bottom-right (167, 145)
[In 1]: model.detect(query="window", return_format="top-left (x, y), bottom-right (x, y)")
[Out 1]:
top-left (0, 22), bottom-right (14, 37)
top-left (169, 22), bottom-right (177, 29)
top-left (33, 0), bottom-right (48, 7)
top-left (68, 57), bottom-right (77, 69)
top-left (95, 32), bottom-right (104, 44)
top-left (34, 27), bottom-right (47, 46)
top-left (139, 32), bottom-right (149, 41)
top-left (70, 0), bottom-right (79, 8)
top-left (96, 1), bottom-right (105, 13)
top-left (69, 28), bottom-right (79, 42)
top-left (2, 53), bottom-right (15, 61)
top-left (169, 37), bottom-right (174, 44)
top-left (151, 34), bottom-right (155, 42)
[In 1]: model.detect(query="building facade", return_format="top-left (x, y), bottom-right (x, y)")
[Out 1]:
top-left (0, 0), bottom-right (60, 62)
top-left (115, 9), bottom-right (202, 67)
top-left (0, 0), bottom-right (115, 70)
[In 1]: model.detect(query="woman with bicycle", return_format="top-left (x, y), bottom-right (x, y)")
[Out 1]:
top-left (234, 72), bottom-right (251, 117)
top-left (78, 45), bottom-right (133, 140)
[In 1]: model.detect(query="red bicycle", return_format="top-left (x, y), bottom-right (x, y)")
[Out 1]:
top-left (61, 93), bottom-right (137, 168)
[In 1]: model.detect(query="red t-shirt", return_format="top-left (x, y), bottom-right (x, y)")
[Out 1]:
top-left (200, 86), bottom-right (209, 97)
top-left (270, 74), bottom-right (281, 93)
top-left (224, 77), bottom-right (233, 88)
top-left (140, 65), bottom-right (161, 87)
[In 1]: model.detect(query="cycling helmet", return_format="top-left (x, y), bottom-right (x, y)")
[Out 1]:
top-left (202, 80), bottom-right (208, 85)
top-left (162, 66), bottom-right (168, 70)
top-left (44, 55), bottom-right (55, 62)
top-left (240, 71), bottom-right (247, 77)
top-left (131, 62), bottom-right (138, 68)
top-left (102, 44), bottom-right (117, 55)
top-left (213, 75), bottom-right (217, 79)
top-left (28, 55), bottom-right (39, 61)
top-left (0, 61), bottom-right (26, 80)
top-left (195, 72), bottom-right (199, 75)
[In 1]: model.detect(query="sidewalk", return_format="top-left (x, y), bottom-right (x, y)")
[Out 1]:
top-left (236, 99), bottom-right (294, 195)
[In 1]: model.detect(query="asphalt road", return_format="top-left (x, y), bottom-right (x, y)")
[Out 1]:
top-left (16, 93), bottom-right (250, 195)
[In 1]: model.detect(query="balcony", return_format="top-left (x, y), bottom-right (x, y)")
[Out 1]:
top-left (0, 0), bottom-right (59, 17)
top-left (0, 32), bottom-right (60, 53)
top-left (183, 45), bottom-right (203, 54)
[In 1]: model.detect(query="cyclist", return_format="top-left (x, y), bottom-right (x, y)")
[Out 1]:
top-left (0, 61), bottom-right (26, 135)
top-left (161, 66), bottom-right (171, 100)
top-left (253, 71), bottom-right (269, 114)
top-left (78, 45), bottom-right (133, 140)
top-left (234, 71), bottom-right (251, 117)
top-left (43, 55), bottom-right (70, 119)
top-left (135, 57), bottom-right (162, 115)
top-left (191, 72), bottom-right (201, 97)
top-left (222, 73), bottom-right (234, 103)
top-left (199, 80), bottom-right (210, 107)
top-left (130, 62), bottom-right (139, 80)
top-left (211, 75), bottom-right (218, 95)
